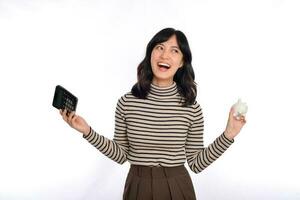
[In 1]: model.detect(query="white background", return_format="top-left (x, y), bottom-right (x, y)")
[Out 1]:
top-left (0, 0), bottom-right (299, 199)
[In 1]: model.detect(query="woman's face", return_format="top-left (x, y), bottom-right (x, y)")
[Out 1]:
top-left (150, 35), bottom-right (184, 86)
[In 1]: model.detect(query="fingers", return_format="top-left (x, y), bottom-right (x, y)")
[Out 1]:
top-left (60, 109), bottom-right (67, 122)
top-left (242, 117), bottom-right (247, 124)
top-left (60, 109), bottom-right (76, 127)
top-left (233, 114), bottom-right (247, 123)
top-left (68, 111), bottom-right (76, 121)
top-left (230, 106), bottom-right (235, 117)
top-left (238, 115), bottom-right (247, 124)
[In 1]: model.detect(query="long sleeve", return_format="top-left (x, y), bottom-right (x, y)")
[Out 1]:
top-left (83, 96), bottom-right (129, 164)
top-left (185, 102), bottom-right (234, 174)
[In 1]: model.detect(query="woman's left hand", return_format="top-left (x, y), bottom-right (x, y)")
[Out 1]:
top-left (224, 106), bottom-right (247, 140)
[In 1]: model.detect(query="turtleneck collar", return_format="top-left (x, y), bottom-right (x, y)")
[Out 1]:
top-left (148, 81), bottom-right (178, 98)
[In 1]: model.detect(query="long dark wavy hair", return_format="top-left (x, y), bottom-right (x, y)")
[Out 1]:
top-left (131, 28), bottom-right (197, 106)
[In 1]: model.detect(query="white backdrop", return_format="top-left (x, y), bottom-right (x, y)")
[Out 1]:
top-left (0, 0), bottom-right (299, 199)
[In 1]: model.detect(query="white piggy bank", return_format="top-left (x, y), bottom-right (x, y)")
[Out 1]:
top-left (233, 98), bottom-right (248, 120)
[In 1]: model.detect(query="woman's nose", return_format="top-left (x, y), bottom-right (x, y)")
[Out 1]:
top-left (160, 49), bottom-right (170, 59)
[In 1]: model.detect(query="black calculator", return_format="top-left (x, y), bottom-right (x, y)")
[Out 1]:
top-left (52, 85), bottom-right (78, 115)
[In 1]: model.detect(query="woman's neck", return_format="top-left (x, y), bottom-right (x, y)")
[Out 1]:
top-left (151, 79), bottom-right (174, 88)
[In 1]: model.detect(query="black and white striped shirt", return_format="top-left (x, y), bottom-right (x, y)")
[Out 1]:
top-left (83, 82), bottom-right (234, 173)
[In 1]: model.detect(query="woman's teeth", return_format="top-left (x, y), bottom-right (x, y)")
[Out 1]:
top-left (158, 63), bottom-right (170, 69)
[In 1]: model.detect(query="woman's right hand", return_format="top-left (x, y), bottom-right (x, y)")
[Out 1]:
top-left (60, 109), bottom-right (90, 136)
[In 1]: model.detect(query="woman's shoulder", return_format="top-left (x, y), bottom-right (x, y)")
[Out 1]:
top-left (117, 91), bottom-right (136, 103)
top-left (189, 100), bottom-right (202, 112)
top-left (120, 91), bottom-right (134, 99)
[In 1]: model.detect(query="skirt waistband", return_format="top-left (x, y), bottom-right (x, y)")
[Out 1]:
top-left (129, 164), bottom-right (188, 179)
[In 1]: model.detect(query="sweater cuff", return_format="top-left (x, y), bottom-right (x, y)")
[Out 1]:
top-left (221, 131), bottom-right (235, 144)
top-left (83, 126), bottom-right (94, 139)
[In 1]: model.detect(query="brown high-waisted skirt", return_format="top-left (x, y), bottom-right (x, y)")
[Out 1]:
top-left (123, 165), bottom-right (197, 200)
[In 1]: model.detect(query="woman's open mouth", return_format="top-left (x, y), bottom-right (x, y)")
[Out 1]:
top-left (158, 62), bottom-right (170, 72)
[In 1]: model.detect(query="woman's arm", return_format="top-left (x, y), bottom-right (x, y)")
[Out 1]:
top-left (60, 96), bottom-right (129, 164)
top-left (185, 102), bottom-right (246, 174)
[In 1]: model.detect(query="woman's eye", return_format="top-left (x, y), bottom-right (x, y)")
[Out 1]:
top-left (155, 45), bottom-right (163, 51)
top-left (172, 49), bottom-right (179, 53)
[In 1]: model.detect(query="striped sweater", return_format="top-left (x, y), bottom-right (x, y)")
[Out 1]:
top-left (83, 82), bottom-right (234, 173)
